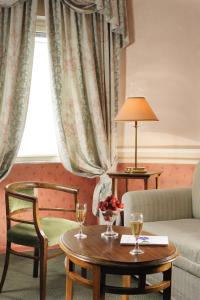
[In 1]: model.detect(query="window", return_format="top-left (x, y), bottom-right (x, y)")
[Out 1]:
top-left (17, 34), bottom-right (59, 162)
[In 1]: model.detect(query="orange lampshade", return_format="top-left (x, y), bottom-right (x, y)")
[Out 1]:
top-left (115, 97), bottom-right (158, 122)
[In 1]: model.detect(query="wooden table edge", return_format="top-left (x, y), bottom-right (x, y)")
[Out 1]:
top-left (59, 226), bottom-right (178, 269)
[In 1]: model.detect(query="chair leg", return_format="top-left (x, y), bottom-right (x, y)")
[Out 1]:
top-left (0, 242), bottom-right (11, 292)
top-left (33, 247), bottom-right (39, 278)
top-left (39, 242), bottom-right (48, 300)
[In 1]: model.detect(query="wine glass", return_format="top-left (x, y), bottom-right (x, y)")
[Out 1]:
top-left (74, 203), bottom-right (87, 239)
top-left (129, 212), bottom-right (144, 255)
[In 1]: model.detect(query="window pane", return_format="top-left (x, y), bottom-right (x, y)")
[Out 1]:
top-left (17, 35), bottom-right (58, 158)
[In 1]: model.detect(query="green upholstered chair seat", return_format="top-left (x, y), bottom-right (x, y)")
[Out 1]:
top-left (7, 217), bottom-right (79, 247)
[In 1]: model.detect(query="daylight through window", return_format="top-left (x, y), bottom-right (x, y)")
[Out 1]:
top-left (17, 34), bottom-right (59, 161)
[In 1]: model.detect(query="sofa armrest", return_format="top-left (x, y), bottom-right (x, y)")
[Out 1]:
top-left (122, 187), bottom-right (193, 226)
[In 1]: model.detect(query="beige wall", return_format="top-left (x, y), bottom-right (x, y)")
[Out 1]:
top-left (118, 0), bottom-right (200, 164)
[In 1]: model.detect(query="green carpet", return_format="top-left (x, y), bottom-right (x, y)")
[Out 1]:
top-left (0, 252), bottom-right (162, 300)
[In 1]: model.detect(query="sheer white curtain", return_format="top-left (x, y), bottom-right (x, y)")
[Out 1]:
top-left (0, 0), bottom-right (37, 179)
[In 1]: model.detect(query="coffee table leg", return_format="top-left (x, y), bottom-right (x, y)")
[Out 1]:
top-left (66, 276), bottom-right (73, 300)
top-left (66, 258), bottom-right (74, 300)
top-left (93, 265), bottom-right (105, 300)
top-left (121, 275), bottom-right (131, 300)
top-left (163, 266), bottom-right (172, 300)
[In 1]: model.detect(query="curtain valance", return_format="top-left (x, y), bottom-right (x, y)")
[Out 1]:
top-left (61, 0), bottom-right (129, 47)
top-left (61, 0), bottom-right (97, 13)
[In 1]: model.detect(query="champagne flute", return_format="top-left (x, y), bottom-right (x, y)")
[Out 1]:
top-left (74, 203), bottom-right (87, 239)
top-left (130, 212), bottom-right (144, 255)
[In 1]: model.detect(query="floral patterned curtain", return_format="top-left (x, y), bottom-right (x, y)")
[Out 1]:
top-left (45, 0), bottom-right (129, 215)
top-left (0, 0), bottom-right (20, 6)
top-left (61, 0), bottom-right (129, 47)
top-left (0, 0), bottom-right (37, 179)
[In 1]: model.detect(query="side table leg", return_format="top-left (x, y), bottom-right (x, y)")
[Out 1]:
top-left (163, 266), bottom-right (172, 300)
top-left (155, 175), bottom-right (159, 189)
top-left (112, 178), bottom-right (117, 196)
top-left (125, 179), bottom-right (128, 192)
top-left (144, 178), bottom-right (148, 190)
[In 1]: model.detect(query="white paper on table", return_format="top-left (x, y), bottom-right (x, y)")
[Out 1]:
top-left (120, 235), bottom-right (169, 245)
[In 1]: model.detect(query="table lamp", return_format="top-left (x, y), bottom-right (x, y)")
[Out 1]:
top-left (115, 97), bottom-right (158, 173)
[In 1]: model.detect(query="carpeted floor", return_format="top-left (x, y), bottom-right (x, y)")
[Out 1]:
top-left (0, 252), bottom-right (162, 300)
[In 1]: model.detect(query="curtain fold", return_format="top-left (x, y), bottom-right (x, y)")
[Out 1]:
top-left (0, 1), bottom-right (21, 6)
top-left (45, 0), bottom-right (129, 215)
top-left (0, 0), bottom-right (37, 179)
top-left (61, 0), bottom-right (129, 46)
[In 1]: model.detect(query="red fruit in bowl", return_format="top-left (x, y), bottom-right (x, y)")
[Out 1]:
top-left (98, 202), bottom-right (103, 209)
top-left (106, 196), bottom-right (111, 202)
top-left (98, 195), bottom-right (124, 213)
top-left (120, 202), bottom-right (124, 209)
top-left (101, 209), bottom-right (118, 222)
top-left (107, 203), bottom-right (112, 209)
top-left (111, 196), bottom-right (117, 202)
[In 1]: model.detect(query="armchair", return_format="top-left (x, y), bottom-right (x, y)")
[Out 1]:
top-left (0, 182), bottom-right (79, 300)
top-left (122, 163), bottom-right (200, 300)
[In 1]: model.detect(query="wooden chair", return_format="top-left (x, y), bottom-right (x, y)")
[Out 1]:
top-left (0, 181), bottom-right (79, 300)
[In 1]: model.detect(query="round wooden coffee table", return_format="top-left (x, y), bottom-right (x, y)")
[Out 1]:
top-left (59, 225), bottom-right (178, 300)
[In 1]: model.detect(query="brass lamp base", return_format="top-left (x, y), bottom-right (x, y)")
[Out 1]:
top-left (125, 167), bottom-right (147, 174)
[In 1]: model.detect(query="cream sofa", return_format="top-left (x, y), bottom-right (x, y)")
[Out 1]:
top-left (122, 163), bottom-right (200, 300)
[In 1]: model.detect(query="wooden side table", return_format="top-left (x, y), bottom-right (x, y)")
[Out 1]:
top-left (107, 171), bottom-right (162, 195)
top-left (60, 225), bottom-right (178, 300)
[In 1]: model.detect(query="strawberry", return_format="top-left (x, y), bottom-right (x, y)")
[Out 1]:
top-left (98, 194), bottom-right (124, 213)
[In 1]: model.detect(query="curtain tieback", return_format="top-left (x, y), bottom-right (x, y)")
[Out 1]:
top-left (92, 173), bottom-right (112, 216)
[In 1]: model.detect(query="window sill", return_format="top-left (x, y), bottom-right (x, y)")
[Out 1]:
top-left (16, 155), bottom-right (60, 164)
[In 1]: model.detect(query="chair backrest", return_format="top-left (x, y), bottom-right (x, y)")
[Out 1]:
top-left (5, 182), bottom-right (79, 242)
top-left (5, 182), bottom-right (41, 242)
top-left (7, 183), bottom-right (35, 213)
top-left (192, 163), bottom-right (200, 218)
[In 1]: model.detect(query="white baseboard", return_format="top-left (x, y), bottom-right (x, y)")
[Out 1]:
top-left (16, 155), bottom-right (60, 164)
top-left (117, 146), bottom-right (200, 164)
top-left (16, 147), bottom-right (200, 165)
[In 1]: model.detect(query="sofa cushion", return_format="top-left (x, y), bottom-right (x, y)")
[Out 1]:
top-left (144, 219), bottom-right (200, 277)
top-left (192, 162), bottom-right (200, 218)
